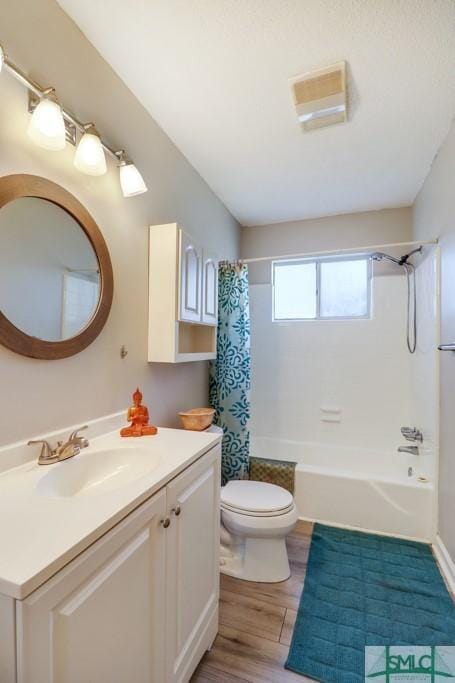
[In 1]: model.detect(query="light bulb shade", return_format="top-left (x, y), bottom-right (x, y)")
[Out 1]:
top-left (119, 162), bottom-right (147, 197)
top-left (74, 131), bottom-right (107, 176)
top-left (27, 98), bottom-right (66, 151)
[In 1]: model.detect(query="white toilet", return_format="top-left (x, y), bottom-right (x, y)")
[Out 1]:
top-left (220, 480), bottom-right (298, 583)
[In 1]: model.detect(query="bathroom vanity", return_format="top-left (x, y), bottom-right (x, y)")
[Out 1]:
top-left (0, 426), bottom-right (221, 683)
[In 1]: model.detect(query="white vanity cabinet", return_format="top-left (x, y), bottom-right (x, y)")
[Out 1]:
top-left (149, 223), bottom-right (219, 363)
top-left (165, 447), bottom-right (220, 682)
top-left (16, 491), bottom-right (167, 683)
top-left (13, 445), bottom-right (221, 683)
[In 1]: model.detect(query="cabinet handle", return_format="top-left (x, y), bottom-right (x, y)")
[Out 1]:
top-left (160, 517), bottom-right (171, 528)
top-left (171, 505), bottom-right (181, 516)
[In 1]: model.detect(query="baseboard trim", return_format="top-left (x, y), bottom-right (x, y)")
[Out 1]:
top-left (298, 515), bottom-right (432, 544)
top-left (432, 534), bottom-right (455, 596)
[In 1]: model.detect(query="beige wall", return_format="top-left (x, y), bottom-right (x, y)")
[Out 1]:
top-left (241, 208), bottom-right (412, 283)
top-left (413, 119), bottom-right (455, 560)
top-left (0, 0), bottom-right (240, 446)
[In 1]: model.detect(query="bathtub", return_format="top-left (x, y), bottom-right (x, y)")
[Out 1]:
top-left (250, 437), bottom-right (435, 542)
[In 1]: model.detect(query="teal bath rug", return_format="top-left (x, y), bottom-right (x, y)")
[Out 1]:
top-left (286, 524), bottom-right (455, 683)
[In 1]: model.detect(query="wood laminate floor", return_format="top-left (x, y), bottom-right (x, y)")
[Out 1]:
top-left (191, 520), bottom-right (314, 683)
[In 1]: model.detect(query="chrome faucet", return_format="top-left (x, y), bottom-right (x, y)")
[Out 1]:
top-left (28, 426), bottom-right (89, 465)
top-left (398, 445), bottom-right (419, 456)
top-left (401, 426), bottom-right (423, 442)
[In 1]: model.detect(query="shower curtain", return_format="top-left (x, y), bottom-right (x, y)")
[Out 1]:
top-left (209, 262), bottom-right (251, 484)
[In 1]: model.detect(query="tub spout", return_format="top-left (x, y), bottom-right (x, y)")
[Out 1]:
top-left (398, 445), bottom-right (419, 455)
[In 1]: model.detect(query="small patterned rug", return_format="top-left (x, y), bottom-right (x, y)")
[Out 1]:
top-left (249, 456), bottom-right (296, 494)
top-left (286, 524), bottom-right (455, 683)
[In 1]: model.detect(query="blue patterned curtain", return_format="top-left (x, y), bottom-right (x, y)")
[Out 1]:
top-left (209, 262), bottom-right (251, 484)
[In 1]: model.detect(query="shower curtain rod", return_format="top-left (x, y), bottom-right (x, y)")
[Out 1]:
top-left (240, 239), bottom-right (437, 264)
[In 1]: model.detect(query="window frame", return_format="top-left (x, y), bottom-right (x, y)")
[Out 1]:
top-left (272, 254), bottom-right (372, 322)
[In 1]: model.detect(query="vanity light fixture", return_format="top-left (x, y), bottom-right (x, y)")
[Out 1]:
top-left (27, 88), bottom-right (66, 151)
top-left (116, 151), bottom-right (148, 197)
top-left (0, 40), bottom-right (148, 198)
top-left (74, 124), bottom-right (107, 176)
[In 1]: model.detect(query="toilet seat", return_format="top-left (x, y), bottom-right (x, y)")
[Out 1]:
top-left (221, 480), bottom-right (294, 517)
top-left (221, 501), bottom-right (294, 517)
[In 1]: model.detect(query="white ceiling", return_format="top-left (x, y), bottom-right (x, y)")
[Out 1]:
top-left (57, 0), bottom-right (455, 226)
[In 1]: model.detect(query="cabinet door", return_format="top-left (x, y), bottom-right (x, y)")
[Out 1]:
top-left (16, 491), bottom-right (167, 683)
top-left (179, 231), bottom-right (202, 323)
top-left (202, 251), bottom-right (219, 326)
top-left (165, 446), bottom-right (221, 683)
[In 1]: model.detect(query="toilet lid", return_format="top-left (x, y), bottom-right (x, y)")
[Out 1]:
top-left (220, 480), bottom-right (293, 515)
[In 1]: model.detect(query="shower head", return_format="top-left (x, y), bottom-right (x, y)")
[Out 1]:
top-left (370, 246), bottom-right (423, 266)
top-left (369, 251), bottom-right (401, 265)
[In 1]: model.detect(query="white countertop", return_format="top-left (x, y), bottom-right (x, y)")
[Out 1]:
top-left (0, 427), bottom-right (221, 599)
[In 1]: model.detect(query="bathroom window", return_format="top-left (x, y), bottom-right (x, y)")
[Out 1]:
top-left (272, 255), bottom-right (371, 321)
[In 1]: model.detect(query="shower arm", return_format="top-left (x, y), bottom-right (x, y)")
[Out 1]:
top-left (438, 344), bottom-right (455, 352)
top-left (398, 246), bottom-right (423, 265)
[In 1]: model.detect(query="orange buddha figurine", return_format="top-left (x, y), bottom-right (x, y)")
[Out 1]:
top-left (120, 388), bottom-right (158, 437)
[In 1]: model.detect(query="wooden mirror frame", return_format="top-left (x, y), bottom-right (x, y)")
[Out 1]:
top-left (0, 174), bottom-right (114, 360)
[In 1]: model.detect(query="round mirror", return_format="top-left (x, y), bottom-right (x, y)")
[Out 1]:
top-left (0, 197), bottom-right (100, 341)
top-left (0, 175), bottom-right (113, 359)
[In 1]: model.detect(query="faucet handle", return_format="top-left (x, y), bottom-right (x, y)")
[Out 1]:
top-left (69, 425), bottom-right (88, 441)
top-left (28, 440), bottom-right (58, 464)
top-left (28, 439), bottom-right (51, 453)
top-left (401, 426), bottom-right (423, 442)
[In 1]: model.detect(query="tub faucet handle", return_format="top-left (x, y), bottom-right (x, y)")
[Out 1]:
top-left (401, 427), bottom-right (423, 442)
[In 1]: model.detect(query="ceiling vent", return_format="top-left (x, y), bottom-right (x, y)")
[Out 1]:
top-left (290, 61), bottom-right (347, 131)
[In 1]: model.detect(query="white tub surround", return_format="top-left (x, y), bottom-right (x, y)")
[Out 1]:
top-left (0, 420), bottom-right (221, 683)
top-left (249, 277), bottom-right (414, 453)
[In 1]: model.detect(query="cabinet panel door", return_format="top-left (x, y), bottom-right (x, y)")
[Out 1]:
top-left (202, 251), bottom-right (219, 326)
top-left (16, 491), bottom-right (167, 683)
top-left (166, 446), bottom-right (221, 683)
top-left (179, 231), bottom-right (202, 323)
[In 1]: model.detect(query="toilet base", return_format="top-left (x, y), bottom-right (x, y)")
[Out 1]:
top-left (220, 536), bottom-right (291, 583)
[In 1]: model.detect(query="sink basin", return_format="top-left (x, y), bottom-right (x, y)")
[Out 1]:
top-left (36, 448), bottom-right (160, 498)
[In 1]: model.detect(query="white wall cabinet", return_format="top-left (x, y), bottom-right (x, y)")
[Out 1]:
top-left (202, 251), bottom-right (219, 326)
top-left (149, 223), bottom-right (219, 363)
top-left (13, 445), bottom-right (221, 683)
top-left (179, 231), bottom-right (203, 323)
